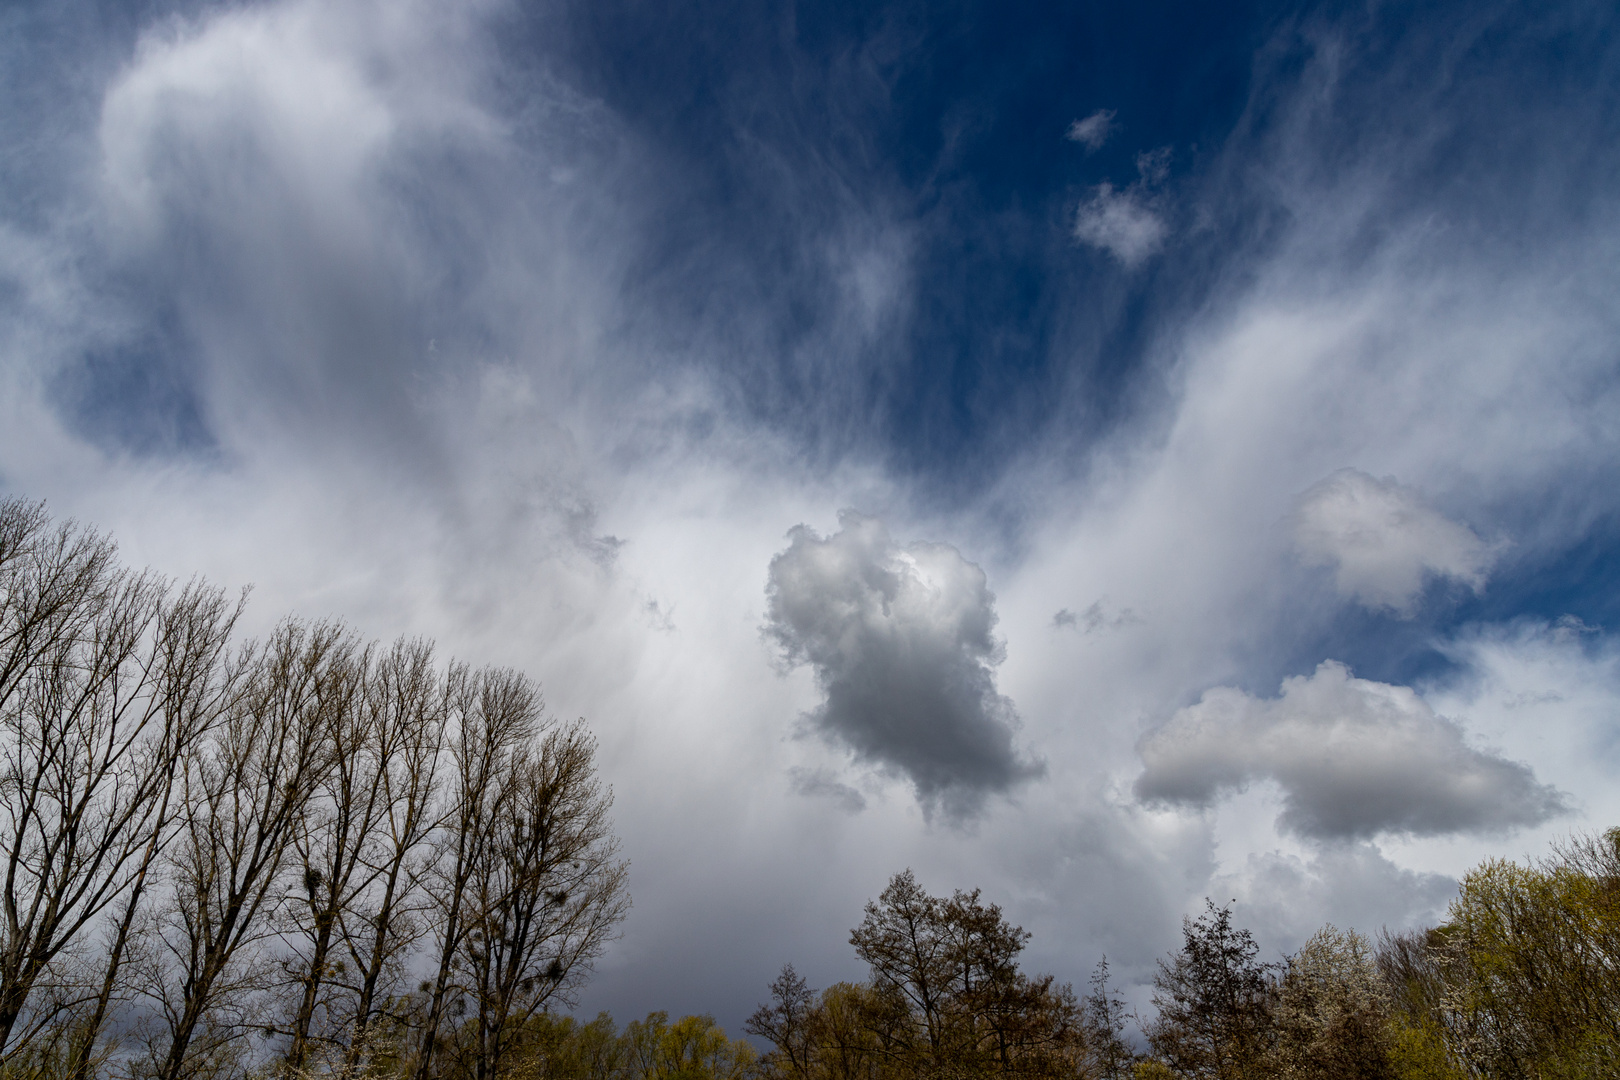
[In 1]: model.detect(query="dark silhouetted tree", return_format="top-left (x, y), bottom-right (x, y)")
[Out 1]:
top-left (1144, 900), bottom-right (1275, 1080)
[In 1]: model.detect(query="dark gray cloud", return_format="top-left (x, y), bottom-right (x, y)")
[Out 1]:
top-left (765, 512), bottom-right (1042, 818)
top-left (1135, 661), bottom-right (1566, 840)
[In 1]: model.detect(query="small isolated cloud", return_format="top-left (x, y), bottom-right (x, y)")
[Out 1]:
top-left (642, 598), bottom-right (676, 633)
top-left (1074, 182), bottom-right (1166, 268)
top-left (1053, 600), bottom-right (1138, 633)
top-left (1135, 146), bottom-right (1172, 184)
top-left (1135, 660), bottom-right (1566, 840)
top-left (1066, 109), bottom-right (1117, 151)
top-left (788, 766), bottom-right (867, 814)
top-left (1292, 469), bottom-right (1499, 616)
top-left (764, 511), bottom-right (1043, 819)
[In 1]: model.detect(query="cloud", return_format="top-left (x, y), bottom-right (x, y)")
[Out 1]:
top-left (764, 511), bottom-right (1042, 818)
top-left (1052, 600), bottom-right (1137, 633)
top-left (1292, 469), bottom-right (1499, 615)
top-left (1135, 661), bottom-right (1566, 840)
top-left (1066, 109), bottom-right (1117, 151)
top-left (1211, 843), bottom-right (1457, 948)
top-left (788, 766), bottom-right (868, 814)
top-left (4, 0), bottom-right (1620, 1036)
top-left (1073, 182), bottom-right (1166, 268)
top-left (1134, 147), bottom-right (1172, 185)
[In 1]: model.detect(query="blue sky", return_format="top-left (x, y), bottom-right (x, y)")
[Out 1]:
top-left (3, 0), bottom-right (1620, 1036)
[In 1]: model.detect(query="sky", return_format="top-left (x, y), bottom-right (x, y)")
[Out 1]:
top-left (3, 0), bottom-right (1620, 1036)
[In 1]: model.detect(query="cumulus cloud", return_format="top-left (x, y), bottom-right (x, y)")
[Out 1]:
top-left (1074, 182), bottom-right (1166, 268)
top-left (1292, 469), bottom-right (1499, 615)
top-left (1066, 109), bottom-right (1117, 151)
top-left (1135, 661), bottom-right (1565, 839)
top-left (1211, 843), bottom-right (1457, 947)
top-left (764, 511), bottom-right (1042, 818)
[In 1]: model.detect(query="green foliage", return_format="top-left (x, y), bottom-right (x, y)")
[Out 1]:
top-left (1130, 829), bottom-right (1620, 1080)
top-left (1130, 1064), bottom-right (1176, 1080)
top-left (488, 1011), bottom-right (754, 1080)
top-left (1425, 829), bottom-right (1620, 1079)
top-left (621, 1012), bottom-right (757, 1080)
top-left (507, 1012), bottom-right (625, 1080)
top-left (358, 833), bottom-right (1620, 1080)
top-left (1384, 1017), bottom-right (1464, 1080)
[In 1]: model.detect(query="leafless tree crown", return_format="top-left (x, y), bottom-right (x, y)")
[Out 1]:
top-left (0, 497), bottom-right (629, 1080)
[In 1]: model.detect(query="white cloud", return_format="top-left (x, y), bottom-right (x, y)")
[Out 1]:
top-left (1073, 183), bottom-right (1166, 268)
top-left (1292, 469), bottom-right (1498, 615)
top-left (1066, 109), bottom-right (1117, 151)
top-left (1135, 661), bottom-right (1566, 839)
top-left (1210, 843), bottom-right (1456, 949)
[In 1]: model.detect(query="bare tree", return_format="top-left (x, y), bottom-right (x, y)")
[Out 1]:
top-left (746, 965), bottom-right (816, 1080)
top-left (451, 718), bottom-right (629, 1080)
top-left (0, 500), bottom-right (118, 722)
top-left (0, 499), bottom-right (631, 1078)
top-left (0, 498), bottom-right (242, 1069)
top-left (337, 639), bottom-right (448, 1076)
top-left (0, 541), bottom-right (160, 1055)
top-left (66, 581), bottom-right (246, 1080)
top-left (1081, 959), bottom-right (1138, 1080)
top-left (273, 637), bottom-right (451, 1077)
top-left (143, 619), bottom-right (348, 1080)
top-left (0, 499), bottom-right (124, 1058)
top-left (277, 637), bottom-right (373, 1076)
top-left (848, 869), bottom-right (955, 1068)
top-left (412, 667), bottom-right (539, 1080)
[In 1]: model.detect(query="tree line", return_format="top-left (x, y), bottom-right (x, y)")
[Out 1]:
top-left (741, 830), bottom-right (1620, 1080)
top-left (0, 498), bottom-right (629, 1079)
top-left (435, 828), bottom-right (1620, 1080)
